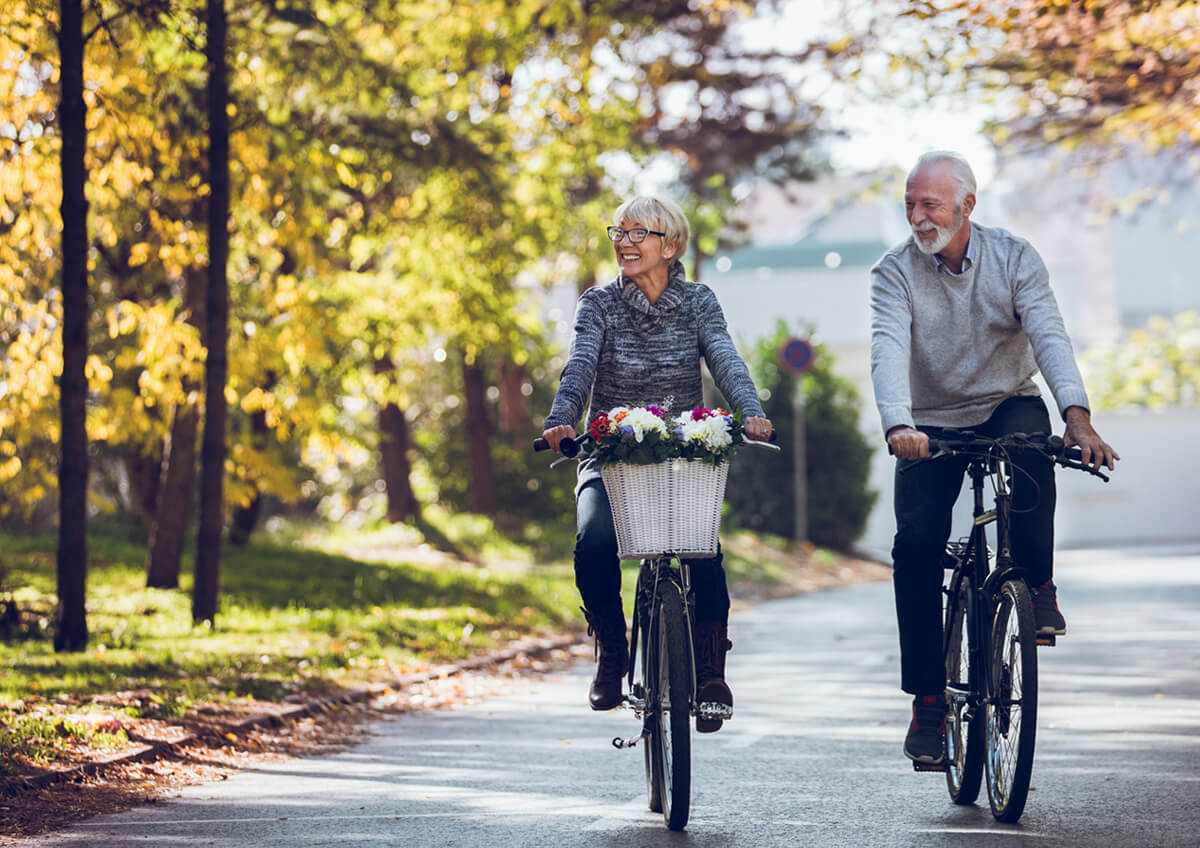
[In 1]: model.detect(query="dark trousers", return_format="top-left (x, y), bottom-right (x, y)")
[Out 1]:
top-left (892, 396), bottom-right (1056, 696)
top-left (575, 478), bottom-right (730, 624)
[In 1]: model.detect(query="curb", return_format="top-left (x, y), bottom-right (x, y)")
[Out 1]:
top-left (0, 632), bottom-right (588, 798)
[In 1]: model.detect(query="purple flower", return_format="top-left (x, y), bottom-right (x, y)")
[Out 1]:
top-left (621, 425), bottom-right (635, 439)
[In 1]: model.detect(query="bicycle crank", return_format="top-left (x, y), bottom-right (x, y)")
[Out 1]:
top-left (612, 730), bottom-right (647, 750)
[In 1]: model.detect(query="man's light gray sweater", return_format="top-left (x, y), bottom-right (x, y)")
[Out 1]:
top-left (870, 221), bottom-right (1091, 435)
top-left (545, 261), bottom-right (764, 488)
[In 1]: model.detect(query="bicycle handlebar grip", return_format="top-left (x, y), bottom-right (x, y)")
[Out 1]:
top-left (532, 435), bottom-right (579, 458)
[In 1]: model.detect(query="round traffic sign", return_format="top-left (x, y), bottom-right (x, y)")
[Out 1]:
top-left (777, 337), bottom-right (815, 375)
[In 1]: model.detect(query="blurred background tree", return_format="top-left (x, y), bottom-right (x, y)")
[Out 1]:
top-left (0, 0), bottom-right (847, 634)
top-left (1081, 311), bottom-right (1200, 410)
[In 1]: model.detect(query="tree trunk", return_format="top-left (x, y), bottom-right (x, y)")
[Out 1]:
top-left (146, 266), bottom-right (205, 588)
top-left (123, 448), bottom-right (163, 517)
top-left (461, 359), bottom-right (496, 515)
top-left (228, 490), bottom-right (262, 545)
top-left (497, 358), bottom-right (528, 438)
top-left (54, 0), bottom-right (89, 653)
top-left (375, 358), bottom-right (420, 523)
top-left (193, 0), bottom-right (229, 625)
top-left (145, 402), bottom-right (199, 588)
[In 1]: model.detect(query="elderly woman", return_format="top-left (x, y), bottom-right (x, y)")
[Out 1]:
top-left (542, 195), bottom-right (772, 732)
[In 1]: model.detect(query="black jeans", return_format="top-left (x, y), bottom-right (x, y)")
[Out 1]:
top-left (574, 478), bottom-right (730, 624)
top-left (892, 396), bottom-right (1056, 696)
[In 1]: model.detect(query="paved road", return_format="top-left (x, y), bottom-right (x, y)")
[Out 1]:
top-left (21, 548), bottom-right (1200, 847)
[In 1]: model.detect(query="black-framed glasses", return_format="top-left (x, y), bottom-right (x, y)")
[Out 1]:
top-left (606, 226), bottom-right (665, 244)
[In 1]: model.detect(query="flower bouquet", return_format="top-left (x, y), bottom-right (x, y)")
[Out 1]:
top-left (587, 404), bottom-right (745, 467)
top-left (590, 404), bottom-right (744, 558)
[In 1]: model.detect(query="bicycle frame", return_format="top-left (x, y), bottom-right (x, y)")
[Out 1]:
top-left (945, 455), bottom-right (1025, 731)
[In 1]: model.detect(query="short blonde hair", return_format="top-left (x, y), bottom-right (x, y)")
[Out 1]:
top-left (613, 195), bottom-right (690, 261)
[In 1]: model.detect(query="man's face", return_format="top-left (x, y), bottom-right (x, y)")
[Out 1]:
top-left (905, 163), bottom-right (967, 256)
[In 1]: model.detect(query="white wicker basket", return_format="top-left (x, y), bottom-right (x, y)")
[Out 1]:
top-left (600, 459), bottom-right (729, 559)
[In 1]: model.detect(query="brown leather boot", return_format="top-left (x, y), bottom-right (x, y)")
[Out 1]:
top-left (582, 605), bottom-right (627, 710)
top-left (693, 621), bottom-right (733, 733)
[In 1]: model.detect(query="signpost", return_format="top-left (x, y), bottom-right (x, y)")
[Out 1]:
top-left (777, 338), bottom-right (815, 543)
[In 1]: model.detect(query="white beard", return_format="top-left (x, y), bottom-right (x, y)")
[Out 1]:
top-left (911, 206), bottom-right (964, 255)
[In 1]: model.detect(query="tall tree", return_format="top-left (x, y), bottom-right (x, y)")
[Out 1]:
top-left (193, 0), bottom-right (228, 625)
top-left (54, 0), bottom-right (88, 652)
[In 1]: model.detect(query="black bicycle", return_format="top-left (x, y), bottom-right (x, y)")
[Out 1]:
top-left (535, 432), bottom-right (777, 831)
top-left (902, 431), bottom-right (1108, 822)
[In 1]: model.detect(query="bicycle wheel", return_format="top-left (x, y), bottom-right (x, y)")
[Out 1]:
top-left (944, 574), bottom-right (984, 804)
top-left (985, 578), bottom-right (1038, 822)
top-left (652, 580), bottom-right (692, 831)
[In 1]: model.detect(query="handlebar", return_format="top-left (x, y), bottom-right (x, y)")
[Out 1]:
top-left (892, 431), bottom-right (1109, 481)
top-left (533, 433), bottom-right (591, 458)
top-left (533, 430), bottom-right (779, 459)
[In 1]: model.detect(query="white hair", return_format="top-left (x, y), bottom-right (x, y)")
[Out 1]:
top-left (910, 151), bottom-right (977, 206)
top-left (613, 195), bottom-right (690, 260)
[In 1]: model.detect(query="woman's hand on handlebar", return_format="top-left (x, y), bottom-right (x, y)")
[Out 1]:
top-left (744, 416), bottom-right (774, 442)
top-left (887, 425), bottom-right (931, 460)
top-left (541, 424), bottom-right (577, 454)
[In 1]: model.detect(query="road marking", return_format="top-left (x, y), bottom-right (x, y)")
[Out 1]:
top-left (75, 808), bottom-right (615, 827)
top-left (583, 795), bottom-right (654, 831)
top-left (914, 828), bottom-right (1045, 837)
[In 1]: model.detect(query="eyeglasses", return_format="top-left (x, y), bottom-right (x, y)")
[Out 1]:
top-left (606, 226), bottom-right (665, 244)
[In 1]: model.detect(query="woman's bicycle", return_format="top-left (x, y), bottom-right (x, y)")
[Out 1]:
top-left (901, 431), bottom-right (1109, 822)
top-left (535, 431), bottom-right (778, 831)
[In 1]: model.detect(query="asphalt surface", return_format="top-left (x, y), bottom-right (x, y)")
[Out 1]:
top-left (20, 547), bottom-right (1200, 847)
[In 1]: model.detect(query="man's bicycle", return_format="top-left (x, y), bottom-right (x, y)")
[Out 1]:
top-left (901, 431), bottom-right (1108, 822)
top-left (535, 432), bottom-right (778, 831)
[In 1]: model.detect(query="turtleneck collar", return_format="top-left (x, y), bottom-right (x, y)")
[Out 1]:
top-left (618, 260), bottom-right (687, 319)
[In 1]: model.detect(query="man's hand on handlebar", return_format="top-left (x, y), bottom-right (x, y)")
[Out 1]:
top-left (887, 425), bottom-right (931, 460)
top-left (744, 416), bottom-right (773, 442)
top-left (1063, 406), bottom-right (1119, 472)
top-left (541, 424), bottom-right (577, 454)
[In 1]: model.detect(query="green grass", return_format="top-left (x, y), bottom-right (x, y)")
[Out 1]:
top-left (0, 513), bottom-right (582, 711)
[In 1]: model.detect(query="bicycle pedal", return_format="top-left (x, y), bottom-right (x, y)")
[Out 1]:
top-left (1036, 634), bottom-right (1057, 647)
top-left (696, 701), bottom-right (733, 722)
top-left (911, 759), bottom-right (948, 773)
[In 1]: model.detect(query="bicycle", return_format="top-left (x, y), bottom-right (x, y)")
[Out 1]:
top-left (535, 431), bottom-right (778, 831)
top-left (899, 431), bottom-right (1109, 822)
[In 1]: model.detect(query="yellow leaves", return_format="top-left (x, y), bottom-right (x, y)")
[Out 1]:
top-left (128, 242), bottom-right (152, 267)
top-left (1082, 311), bottom-right (1200, 410)
top-left (85, 355), bottom-right (113, 384)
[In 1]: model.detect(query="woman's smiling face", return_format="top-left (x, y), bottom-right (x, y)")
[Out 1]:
top-left (613, 217), bottom-right (673, 279)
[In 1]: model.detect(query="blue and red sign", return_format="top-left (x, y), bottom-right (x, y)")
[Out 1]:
top-left (777, 337), bottom-right (815, 375)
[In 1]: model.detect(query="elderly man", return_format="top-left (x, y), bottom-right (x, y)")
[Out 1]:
top-left (869, 150), bottom-right (1119, 765)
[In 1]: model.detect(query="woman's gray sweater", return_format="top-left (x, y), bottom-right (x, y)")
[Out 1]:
top-left (544, 261), bottom-right (764, 489)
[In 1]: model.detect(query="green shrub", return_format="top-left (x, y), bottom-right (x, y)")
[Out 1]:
top-left (719, 322), bottom-right (877, 551)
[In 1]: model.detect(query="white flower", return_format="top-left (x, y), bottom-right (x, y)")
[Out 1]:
top-left (675, 411), bottom-right (733, 453)
top-left (608, 405), bottom-right (670, 443)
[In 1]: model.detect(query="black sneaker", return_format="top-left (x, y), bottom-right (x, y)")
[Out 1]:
top-left (1032, 580), bottom-right (1067, 635)
top-left (904, 694), bottom-right (946, 764)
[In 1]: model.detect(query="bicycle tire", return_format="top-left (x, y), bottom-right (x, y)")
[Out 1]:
top-left (944, 574), bottom-right (984, 804)
top-left (638, 603), bottom-right (662, 814)
top-left (653, 580), bottom-right (692, 831)
top-left (985, 578), bottom-right (1038, 822)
